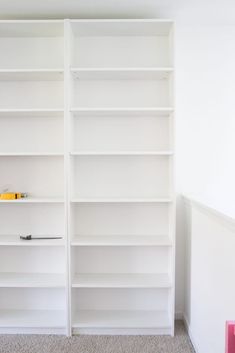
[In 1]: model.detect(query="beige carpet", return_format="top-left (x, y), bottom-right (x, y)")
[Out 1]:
top-left (0, 321), bottom-right (195, 353)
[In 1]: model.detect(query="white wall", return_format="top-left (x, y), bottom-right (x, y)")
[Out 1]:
top-left (183, 199), bottom-right (235, 353)
top-left (175, 23), bottom-right (235, 212)
top-left (174, 24), bottom-right (235, 315)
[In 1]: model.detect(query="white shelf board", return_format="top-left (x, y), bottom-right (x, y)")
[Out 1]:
top-left (71, 107), bottom-right (173, 117)
top-left (72, 273), bottom-right (171, 288)
top-left (0, 309), bottom-right (65, 328)
top-left (71, 198), bottom-right (172, 203)
top-left (73, 310), bottom-right (170, 329)
top-left (0, 235), bottom-right (65, 247)
top-left (70, 19), bottom-right (173, 36)
top-left (0, 273), bottom-right (65, 288)
top-left (70, 151), bottom-right (173, 156)
top-left (71, 235), bottom-right (172, 247)
top-left (0, 152), bottom-right (64, 157)
top-left (0, 198), bottom-right (64, 203)
top-left (0, 109), bottom-right (64, 118)
top-left (71, 68), bottom-right (173, 80)
top-left (0, 69), bottom-right (64, 81)
top-left (0, 20), bottom-right (64, 37)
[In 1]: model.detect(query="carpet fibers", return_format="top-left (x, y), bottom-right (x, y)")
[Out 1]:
top-left (0, 321), bottom-right (195, 353)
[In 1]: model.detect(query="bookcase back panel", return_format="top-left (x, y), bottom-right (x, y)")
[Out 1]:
top-left (0, 81), bottom-right (63, 109)
top-left (0, 156), bottom-right (64, 197)
top-left (0, 116), bottom-right (64, 153)
top-left (72, 203), bottom-right (169, 236)
top-left (73, 80), bottom-right (170, 108)
top-left (72, 115), bottom-right (170, 151)
top-left (0, 288), bottom-right (65, 310)
top-left (72, 247), bottom-right (170, 274)
top-left (0, 247), bottom-right (65, 273)
top-left (72, 288), bottom-right (169, 311)
top-left (0, 37), bottom-right (64, 69)
top-left (0, 204), bottom-right (64, 236)
top-left (72, 156), bottom-right (170, 198)
top-left (73, 36), bottom-right (171, 67)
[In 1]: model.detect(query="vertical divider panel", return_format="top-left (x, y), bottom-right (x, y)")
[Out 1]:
top-left (64, 19), bottom-right (72, 336)
top-left (168, 22), bottom-right (175, 336)
top-left (68, 22), bottom-right (76, 334)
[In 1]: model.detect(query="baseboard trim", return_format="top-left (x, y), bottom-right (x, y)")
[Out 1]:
top-left (182, 315), bottom-right (199, 353)
top-left (72, 327), bottom-right (172, 335)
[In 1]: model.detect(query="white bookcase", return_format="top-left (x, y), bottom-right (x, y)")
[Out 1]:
top-left (0, 19), bottom-right (175, 336)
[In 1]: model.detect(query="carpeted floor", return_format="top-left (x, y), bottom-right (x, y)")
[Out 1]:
top-left (0, 321), bottom-right (195, 353)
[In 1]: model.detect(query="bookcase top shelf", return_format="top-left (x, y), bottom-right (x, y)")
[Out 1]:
top-left (0, 21), bottom-right (64, 37)
top-left (70, 19), bottom-right (173, 36)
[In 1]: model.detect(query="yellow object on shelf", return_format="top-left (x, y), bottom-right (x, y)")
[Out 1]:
top-left (0, 192), bottom-right (27, 200)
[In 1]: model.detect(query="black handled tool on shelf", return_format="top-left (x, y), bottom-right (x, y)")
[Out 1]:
top-left (20, 235), bottom-right (63, 240)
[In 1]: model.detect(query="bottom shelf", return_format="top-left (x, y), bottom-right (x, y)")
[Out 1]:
top-left (0, 309), bottom-right (65, 328)
top-left (0, 309), bottom-right (171, 334)
top-left (73, 310), bottom-right (170, 329)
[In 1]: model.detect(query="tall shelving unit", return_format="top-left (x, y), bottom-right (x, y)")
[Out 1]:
top-left (0, 19), bottom-right (175, 336)
top-left (67, 19), bottom-right (175, 335)
top-left (0, 21), bottom-right (67, 334)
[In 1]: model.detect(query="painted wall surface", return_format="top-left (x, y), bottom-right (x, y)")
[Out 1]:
top-left (175, 24), bottom-right (235, 210)
top-left (174, 24), bottom-right (235, 315)
top-left (183, 201), bottom-right (235, 353)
